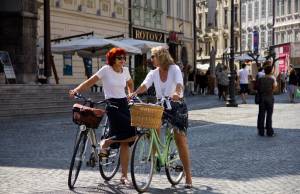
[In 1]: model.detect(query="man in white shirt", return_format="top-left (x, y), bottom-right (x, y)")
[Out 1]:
top-left (238, 63), bottom-right (251, 104)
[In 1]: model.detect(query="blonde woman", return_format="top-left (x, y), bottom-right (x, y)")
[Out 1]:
top-left (130, 46), bottom-right (192, 188)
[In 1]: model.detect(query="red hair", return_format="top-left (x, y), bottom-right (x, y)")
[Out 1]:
top-left (106, 48), bottom-right (126, 66)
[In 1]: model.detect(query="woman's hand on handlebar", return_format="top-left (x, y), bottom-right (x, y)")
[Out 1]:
top-left (127, 92), bottom-right (137, 100)
top-left (69, 89), bottom-right (78, 98)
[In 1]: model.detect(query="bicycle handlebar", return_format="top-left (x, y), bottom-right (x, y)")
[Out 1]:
top-left (74, 93), bottom-right (118, 109)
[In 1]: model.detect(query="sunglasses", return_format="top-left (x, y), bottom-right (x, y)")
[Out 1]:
top-left (151, 55), bottom-right (155, 59)
top-left (116, 56), bottom-right (126, 61)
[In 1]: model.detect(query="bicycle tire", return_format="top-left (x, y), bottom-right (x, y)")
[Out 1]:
top-left (165, 136), bottom-right (184, 185)
top-left (131, 132), bottom-right (154, 193)
top-left (68, 131), bottom-right (88, 190)
top-left (99, 116), bottom-right (120, 181)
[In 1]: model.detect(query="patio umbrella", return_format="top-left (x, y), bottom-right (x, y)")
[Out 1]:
top-left (119, 38), bottom-right (168, 53)
top-left (235, 53), bottom-right (266, 62)
top-left (51, 36), bottom-right (142, 57)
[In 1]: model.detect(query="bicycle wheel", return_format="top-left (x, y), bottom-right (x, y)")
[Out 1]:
top-left (99, 116), bottom-right (120, 181)
top-left (165, 136), bottom-right (184, 185)
top-left (131, 132), bottom-right (154, 193)
top-left (68, 130), bottom-right (88, 189)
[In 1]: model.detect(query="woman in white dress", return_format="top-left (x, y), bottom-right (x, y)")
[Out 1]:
top-left (130, 46), bottom-right (192, 188)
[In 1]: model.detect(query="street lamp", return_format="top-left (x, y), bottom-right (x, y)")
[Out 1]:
top-left (226, 0), bottom-right (238, 107)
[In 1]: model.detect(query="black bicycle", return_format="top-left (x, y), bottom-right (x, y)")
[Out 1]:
top-left (68, 93), bottom-right (120, 190)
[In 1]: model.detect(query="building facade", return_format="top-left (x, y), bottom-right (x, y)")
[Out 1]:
top-left (166, 0), bottom-right (194, 68)
top-left (240, 0), bottom-right (274, 55)
top-left (0, 0), bottom-right (38, 84)
top-left (273, 0), bottom-right (300, 70)
top-left (37, 0), bottom-right (130, 84)
top-left (196, 0), bottom-right (241, 66)
top-left (274, 0), bottom-right (300, 45)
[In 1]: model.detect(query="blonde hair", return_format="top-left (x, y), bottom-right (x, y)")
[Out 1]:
top-left (151, 46), bottom-right (174, 70)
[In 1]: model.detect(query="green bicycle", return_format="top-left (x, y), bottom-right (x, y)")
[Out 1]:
top-left (130, 97), bottom-right (184, 193)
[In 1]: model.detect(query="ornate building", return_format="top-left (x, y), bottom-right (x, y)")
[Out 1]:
top-left (196, 0), bottom-right (241, 65)
top-left (38, 0), bottom-right (130, 84)
top-left (240, 0), bottom-right (274, 55)
top-left (273, 0), bottom-right (300, 70)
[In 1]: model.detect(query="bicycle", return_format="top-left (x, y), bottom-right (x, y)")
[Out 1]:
top-left (129, 97), bottom-right (184, 193)
top-left (68, 93), bottom-right (120, 190)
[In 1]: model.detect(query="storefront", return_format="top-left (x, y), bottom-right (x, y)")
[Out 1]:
top-left (131, 27), bottom-right (166, 87)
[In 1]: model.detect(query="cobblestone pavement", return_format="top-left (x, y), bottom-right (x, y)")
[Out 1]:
top-left (0, 94), bottom-right (299, 194)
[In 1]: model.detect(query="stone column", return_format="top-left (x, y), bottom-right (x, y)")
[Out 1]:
top-left (0, 0), bottom-right (38, 83)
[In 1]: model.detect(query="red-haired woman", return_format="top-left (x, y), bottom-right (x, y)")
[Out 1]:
top-left (69, 48), bottom-right (136, 184)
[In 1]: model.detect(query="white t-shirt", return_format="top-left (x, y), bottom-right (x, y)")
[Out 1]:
top-left (142, 65), bottom-right (184, 98)
top-left (239, 68), bottom-right (250, 84)
top-left (95, 65), bottom-right (131, 99)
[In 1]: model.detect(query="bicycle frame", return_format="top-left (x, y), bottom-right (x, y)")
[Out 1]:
top-left (142, 124), bottom-right (174, 168)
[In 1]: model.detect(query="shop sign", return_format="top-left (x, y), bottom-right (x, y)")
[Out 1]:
top-left (133, 28), bottom-right (164, 43)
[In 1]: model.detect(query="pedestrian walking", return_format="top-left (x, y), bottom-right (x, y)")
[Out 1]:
top-left (238, 63), bottom-right (251, 104)
top-left (216, 66), bottom-right (229, 101)
top-left (256, 61), bottom-right (277, 137)
top-left (287, 66), bottom-right (298, 103)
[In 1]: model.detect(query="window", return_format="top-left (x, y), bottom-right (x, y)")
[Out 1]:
top-left (224, 9), bottom-right (228, 26)
top-left (64, 0), bottom-right (73, 5)
top-left (205, 12), bottom-right (208, 27)
top-left (215, 11), bottom-right (218, 28)
top-left (296, 0), bottom-right (299, 12)
top-left (261, 0), bottom-right (266, 18)
top-left (101, 0), bottom-right (110, 12)
top-left (145, 0), bottom-right (151, 9)
top-left (281, 0), bottom-right (285, 16)
top-left (241, 33), bottom-right (246, 51)
top-left (255, 2), bottom-right (259, 20)
top-left (198, 13), bottom-right (202, 30)
top-left (185, 0), bottom-right (190, 20)
top-left (268, 0), bottom-right (273, 16)
top-left (205, 41), bottom-right (211, 56)
top-left (177, 0), bottom-right (182, 18)
top-left (261, 31), bottom-right (266, 49)
top-left (288, 0), bottom-right (292, 14)
top-left (248, 3), bottom-right (253, 21)
top-left (155, 0), bottom-right (162, 10)
top-left (86, 0), bottom-right (95, 8)
top-left (167, 0), bottom-right (171, 16)
top-left (276, 0), bottom-right (280, 16)
top-left (241, 5), bottom-right (246, 23)
top-left (133, 0), bottom-right (140, 6)
top-left (224, 38), bottom-right (228, 50)
top-left (235, 36), bottom-right (239, 52)
top-left (115, 4), bottom-right (124, 16)
top-left (234, 6), bottom-right (238, 23)
top-left (63, 55), bottom-right (72, 76)
top-left (248, 33), bottom-right (252, 50)
top-left (268, 30), bottom-right (273, 47)
top-left (281, 32), bottom-right (285, 43)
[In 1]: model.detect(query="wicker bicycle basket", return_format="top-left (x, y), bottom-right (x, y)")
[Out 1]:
top-left (130, 103), bottom-right (164, 129)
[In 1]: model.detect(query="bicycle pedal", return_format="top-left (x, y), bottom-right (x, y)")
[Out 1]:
top-left (174, 165), bottom-right (183, 172)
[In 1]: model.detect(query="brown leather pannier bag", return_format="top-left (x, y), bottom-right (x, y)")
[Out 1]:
top-left (72, 103), bottom-right (106, 129)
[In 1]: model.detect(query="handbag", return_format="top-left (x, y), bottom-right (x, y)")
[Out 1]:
top-left (72, 103), bottom-right (106, 128)
top-left (255, 93), bottom-right (261, 104)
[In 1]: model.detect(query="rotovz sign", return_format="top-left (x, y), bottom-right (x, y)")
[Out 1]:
top-left (133, 28), bottom-right (164, 43)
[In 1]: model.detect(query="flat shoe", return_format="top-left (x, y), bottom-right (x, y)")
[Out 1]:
top-left (120, 177), bottom-right (130, 185)
top-left (184, 183), bottom-right (192, 189)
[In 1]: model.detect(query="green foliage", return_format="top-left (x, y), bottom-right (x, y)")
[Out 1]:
top-left (134, 66), bottom-right (148, 89)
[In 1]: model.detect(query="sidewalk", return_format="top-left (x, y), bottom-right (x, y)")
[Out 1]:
top-left (185, 93), bottom-right (292, 110)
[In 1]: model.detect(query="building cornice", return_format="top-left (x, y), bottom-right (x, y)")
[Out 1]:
top-left (48, 7), bottom-right (129, 25)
